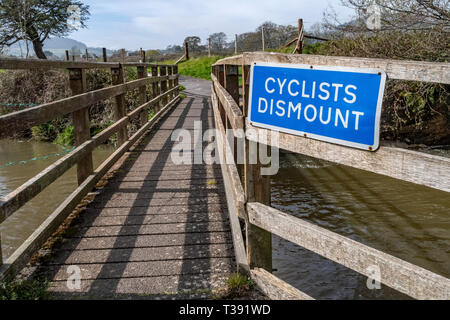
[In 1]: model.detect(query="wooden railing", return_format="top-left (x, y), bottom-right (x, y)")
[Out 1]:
top-left (211, 51), bottom-right (450, 300)
top-left (0, 58), bottom-right (181, 280)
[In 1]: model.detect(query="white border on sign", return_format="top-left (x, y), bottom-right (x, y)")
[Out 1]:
top-left (247, 61), bottom-right (387, 151)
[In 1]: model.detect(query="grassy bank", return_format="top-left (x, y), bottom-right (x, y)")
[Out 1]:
top-left (166, 56), bottom-right (224, 80)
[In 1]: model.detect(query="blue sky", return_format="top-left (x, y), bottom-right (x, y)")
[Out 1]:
top-left (70, 0), bottom-right (354, 50)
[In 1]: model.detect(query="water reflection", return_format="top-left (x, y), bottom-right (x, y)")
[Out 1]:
top-left (0, 140), bottom-right (114, 258)
top-left (271, 152), bottom-right (450, 299)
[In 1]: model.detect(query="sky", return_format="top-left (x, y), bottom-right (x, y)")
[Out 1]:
top-left (70, 0), bottom-right (354, 50)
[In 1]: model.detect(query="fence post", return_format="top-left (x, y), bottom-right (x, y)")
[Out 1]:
top-left (102, 48), bottom-right (107, 62)
top-left (208, 38), bottom-right (211, 57)
top-left (224, 65), bottom-right (241, 174)
top-left (160, 65), bottom-right (168, 108)
top-left (65, 50), bottom-right (70, 61)
top-left (170, 66), bottom-right (176, 100)
top-left (262, 27), bottom-right (265, 51)
top-left (111, 65), bottom-right (128, 146)
top-left (242, 62), bottom-right (272, 272)
top-left (174, 65), bottom-right (179, 97)
top-left (85, 49), bottom-right (89, 61)
top-left (184, 42), bottom-right (189, 60)
top-left (151, 66), bottom-right (159, 112)
top-left (235, 34), bottom-right (238, 54)
top-left (137, 66), bottom-right (148, 126)
top-left (295, 19), bottom-right (304, 54)
top-left (69, 68), bottom-right (94, 185)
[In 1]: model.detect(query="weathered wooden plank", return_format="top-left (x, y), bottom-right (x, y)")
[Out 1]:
top-left (0, 58), bottom-right (119, 69)
top-left (247, 202), bottom-right (450, 300)
top-left (246, 120), bottom-right (450, 192)
top-left (0, 95), bottom-right (181, 281)
top-left (127, 86), bottom-right (180, 119)
top-left (214, 52), bottom-right (450, 84)
top-left (160, 66), bottom-right (168, 107)
top-left (137, 66), bottom-right (149, 127)
top-left (0, 117), bottom-right (129, 224)
top-left (212, 89), bottom-right (249, 274)
top-left (69, 68), bottom-right (94, 185)
top-left (212, 55), bottom-right (243, 67)
top-left (251, 268), bottom-right (314, 300)
top-left (211, 87), bottom-right (246, 219)
top-left (0, 75), bottom-right (169, 139)
top-left (211, 74), bottom-right (244, 130)
top-left (112, 65), bottom-right (128, 146)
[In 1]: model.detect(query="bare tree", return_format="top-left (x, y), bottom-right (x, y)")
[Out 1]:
top-left (0, 0), bottom-right (90, 59)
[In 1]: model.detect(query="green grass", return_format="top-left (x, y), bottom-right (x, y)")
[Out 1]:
top-left (0, 279), bottom-right (50, 300)
top-left (225, 273), bottom-right (254, 297)
top-left (173, 56), bottom-right (225, 80)
top-left (54, 125), bottom-right (74, 146)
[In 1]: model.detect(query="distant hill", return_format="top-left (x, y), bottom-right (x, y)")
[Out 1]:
top-left (3, 37), bottom-right (113, 59)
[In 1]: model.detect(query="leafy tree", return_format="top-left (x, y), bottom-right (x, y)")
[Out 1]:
top-left (209, 32), bottom-right (227, 52)
top-left (0, 0), bottom-right (90, 59)
top-left (184, 36), bottom-right (202, 52)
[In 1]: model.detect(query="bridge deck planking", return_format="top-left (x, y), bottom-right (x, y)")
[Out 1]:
top-left (32, 94), bottom-right (236, 299)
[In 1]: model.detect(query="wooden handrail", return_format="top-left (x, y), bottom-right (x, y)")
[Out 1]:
top-left (213, 52), bottom-right (450, 84)
top-left (0, 94), bottom-right (181, 281)
top-left (211, 73), bottom-right (244, 130)
top-left (0, 58), bottom-right (177, 70)
top-left (0, 85), bottom-right (180, 223)
top-left (246, 120), bottom-right (450, 193)
top-left (0, 75), bottom-right (177, 139)
top-left (247, 202), bottom-right (450, 300)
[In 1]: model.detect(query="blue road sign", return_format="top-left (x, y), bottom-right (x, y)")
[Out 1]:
top-left (248, 62), bottom-right (387, 151)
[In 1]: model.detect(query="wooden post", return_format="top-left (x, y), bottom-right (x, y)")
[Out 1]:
top-left (85, 49), bottom-right (89, 61)
top-left (217, 65), bottom-right (226, 127)
top-left (65, 50), bottom-right (70, 61)
top-left (137, 66), bottom-right (148, 127)
top-left (208, 38), bottom-right (211, 57)
top-left (167, 66), bottom-right (174, 101)
top-left (111, 65), bottom-right (128, 146)
top-left (224, 64), bottom-right (241, 174)
top-left (151, 66), bottom-right (159, 112)
top-left (235, 34), bottom-right (238, 54)
top-left (68, 68), bottom-right (94, 185)
top-left (102, 48), bottom-right (107, 62)
top-left (242, 63), bottom-right (272, 272)
top-left (262, 27), bottom-right (265, 51)
top-left (295, 19), bottom-right (304, 54)
top-left (184, 42), bottom-right (189, 60)
top-left (174, 65), bottom-right (179, 97)
top-left (160, 65), bottom-right (168, 108)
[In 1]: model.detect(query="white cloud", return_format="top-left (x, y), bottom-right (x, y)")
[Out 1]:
top-left (71, 0), bottom-right (353, 49)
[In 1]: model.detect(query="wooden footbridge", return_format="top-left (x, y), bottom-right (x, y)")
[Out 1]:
top-left (0, 52), bottom-right (449, 300)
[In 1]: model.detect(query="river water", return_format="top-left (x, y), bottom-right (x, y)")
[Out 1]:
top-left (0, 140), bottom-right (448, 299)
top-left (0, 140), bottom-right (114, 258)
top-left (271, 153), bottom-right (450, 299)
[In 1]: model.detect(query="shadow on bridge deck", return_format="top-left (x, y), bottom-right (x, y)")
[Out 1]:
top-left (31, 89), bottom-right (236, 299)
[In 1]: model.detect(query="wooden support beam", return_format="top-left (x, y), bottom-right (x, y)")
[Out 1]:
top-left (241, 62), bottom-right (272, 272)
top-left (65, 50), bottom-right (70, 61)
top-left (247, 202), bottom-right (450, 300)
top-left (261, 27), bottom-right (265, 51)
top-left (102, 48), bottom-right (107, 62)
top-left (167, 66), bottom-right (174, 101)
top-left (151, 66), bottom-right (160, 112)
top-left (184, 41), bottom-right (189, 60)
top-left (295, 19), bottom-right (304, 54)
top-left (208, 38), bottom-right (211, 57)
top-left (173, 65), bottom-right (179, 97)
top-left (235, 34), bottom-right (238, 54)
top-left (159, 65), bottom-right (168, 108)
top-left (137, 66), bottom-right (148, 127)
top-left (69, 68), bottom-right (93, 185)
top-left (251, 268), bottom-right (314, 300)
top-left (111, 65), bottom-right (128, 146)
